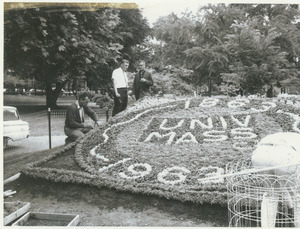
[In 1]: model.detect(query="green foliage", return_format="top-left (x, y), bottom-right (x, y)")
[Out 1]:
top-left (4, 4), bottom-right (150, 107)
top-left (224, 9), bottom-right (299, 94)
top-left (113, 9), bottom-right (151, 67)
top-left (152, 4), bottom-right (300, 95)
top-left (151, 70), bottom-right (195, 95)
top-left (93, 94), bottom-right (114, 110)
top-left (152, 11), bottom-right (196, 69)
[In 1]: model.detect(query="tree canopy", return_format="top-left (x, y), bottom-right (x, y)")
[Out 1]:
top-left (4, 3), bottom-right (151, 107)
top-left (152, 4), bottom-right (300, 95)
top-left (4, 3), bottom-right (300, 104)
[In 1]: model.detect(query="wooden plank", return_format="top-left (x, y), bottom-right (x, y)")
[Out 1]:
top-left (68, 215), bottom-right (80, 226)
top-left (4, 172), bottom-right (21, 185)
top-left (31, 212), bottom-right (78, 221)
top-left (12, 212), bottom-right (31, 226)
top-left (4, 190), bottom-right (17, 197)
top-left (12, 212), bottom-right (80, 226)
top-left (4, 203), bottom-right (30, 226)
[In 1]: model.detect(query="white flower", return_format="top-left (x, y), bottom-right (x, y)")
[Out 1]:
top-left (184, 99), bottom-right (190, 109)
top-left (98, 158), bottom-right (131, 173)
top-left (197, 166), bottom-right (225, 184)
top-left (203, 130), bottom-right (228, 142)
top-left (231, 115), bottom-right (251, 127)
top-left (200, 98), bottom-right (219, 107)
top-left (176, 132), bottom-right (198, 144)
top-left (250, 102), bottom-right (276, 112)
top-left (190, 118), bottom-right (213, 129)
top-left (159, 119), bottom-right (184, 130)
top-left (231, 128), bottom-right (257, 139)
top-left (228, 98), bottom-right (250, 108)
top-left (119, 163), bottom-right (152, 180)
top-left (144, 132), bottom-right (176, 145)
top-left (157, 166), bottom-right (191, 185)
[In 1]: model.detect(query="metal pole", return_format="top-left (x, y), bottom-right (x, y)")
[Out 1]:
top-left (208, 77), bottom-right (212, 97)
top-left (47, 107), bottom-right (52, 149)
top-left (106, 109), bottom-right (109, 122)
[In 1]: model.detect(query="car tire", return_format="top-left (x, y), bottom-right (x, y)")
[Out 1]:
top-left (3, 137), bottom-right (8, 148)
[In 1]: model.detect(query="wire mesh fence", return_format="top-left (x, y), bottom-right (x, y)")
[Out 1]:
top-left (227, 158), bottom-right (300, 227)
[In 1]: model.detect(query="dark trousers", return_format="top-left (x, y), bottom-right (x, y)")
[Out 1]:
top-left (112, 88), bottom-right (128, 116)
top-left (64, 126), bottom-right (92, 142)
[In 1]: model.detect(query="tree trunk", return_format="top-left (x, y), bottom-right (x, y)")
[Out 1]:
top-left (46, 90), bottom-right (59, 108)
top-left (208, 72), bottom-right (212, 97)
top-left (266, 85), bottom-right (274, 98)
top-left (45, 81), bottom-right (69, 108)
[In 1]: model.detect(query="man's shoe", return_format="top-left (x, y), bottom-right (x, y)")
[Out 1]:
top-left (65, 137), bottom-right (73, 145)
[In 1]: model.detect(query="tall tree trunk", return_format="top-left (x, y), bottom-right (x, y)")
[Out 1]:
top-left (46, 90), bottom-right (59, 108)
top-left (45, 84), bottom-right (59, 108)
top-left (45, 81), bottom-right (68, 108)
top-left (208, 72), bottom-right (212, 97)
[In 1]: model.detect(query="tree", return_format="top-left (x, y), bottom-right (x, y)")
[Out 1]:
top-left (113, 8), bottom-right (151, 69)
top-left (152, 4), bottom-right (245, 95)
top-left (184, 4), bottom-right (245, 95)
top-left (222, 4), bottom-right (299, 94)
top-left (152, 4), bottom-right (300, 96)
top-left (152, 11), bottom-right (196, 69)
top-left (4, 3), bottom-right (150, 107)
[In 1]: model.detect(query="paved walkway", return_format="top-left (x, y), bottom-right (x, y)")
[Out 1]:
top-left (4, 135), bottom-right (66, 155)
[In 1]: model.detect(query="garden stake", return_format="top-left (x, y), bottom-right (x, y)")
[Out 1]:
top-left (106, 109), bottom-right (109, 122)
top-left (47, 107), bottom-right (52, 149)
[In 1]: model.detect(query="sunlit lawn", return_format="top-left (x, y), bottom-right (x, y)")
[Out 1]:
top-left (4, 94), bottom-right (107, 136)
top-left (4, 94), bottom-right (75, 106)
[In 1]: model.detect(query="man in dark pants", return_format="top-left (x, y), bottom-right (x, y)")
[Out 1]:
top-left (112, 59), bottom-right (129, 116)
top-left (64, 92), bottom-right (99, 142)
top-left (132, 60), bottom-right (153, 100)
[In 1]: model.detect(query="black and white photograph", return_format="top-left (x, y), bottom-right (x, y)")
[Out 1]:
top-left (2, 0), bottom-right (300, 227)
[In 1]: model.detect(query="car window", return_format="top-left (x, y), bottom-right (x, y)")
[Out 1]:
top-left (4, 109), bottom-right (19, 121)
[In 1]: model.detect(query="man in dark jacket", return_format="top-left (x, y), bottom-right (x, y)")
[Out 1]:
top-left (132, 61), bottom-right (153, 100)
top-left (64, 92), bottom-right (99, 142)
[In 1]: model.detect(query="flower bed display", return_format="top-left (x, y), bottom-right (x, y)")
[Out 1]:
top-left (22, 96), bottom-right (300, 206)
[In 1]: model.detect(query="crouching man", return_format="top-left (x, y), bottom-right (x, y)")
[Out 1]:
top-left (64, 92), bottom-right (99, 143)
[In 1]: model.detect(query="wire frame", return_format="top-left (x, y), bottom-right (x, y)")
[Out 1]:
top-left (226, 158), bottom-right (300, 227)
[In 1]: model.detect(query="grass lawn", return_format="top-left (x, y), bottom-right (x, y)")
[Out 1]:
top-left (4, 94), bottom-right (75, 105)
top-left (22, 115), bottom-right (107, 136)
top-left (4, 94), bottom-right (108, 136)
top-left (4, 94), bottom-right (76, 114)
top-left (23, 115), bottom-right (66, 136)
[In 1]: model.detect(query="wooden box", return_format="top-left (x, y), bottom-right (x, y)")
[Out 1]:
top-left (4, 202), bottom-right (30, 226)
top-left (12, 212), bottom-right (80, 226)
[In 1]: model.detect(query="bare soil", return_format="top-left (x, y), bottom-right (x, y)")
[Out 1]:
top-left (23, 218), bottom-right (69, 227)
top-left (4, 146), bottom-right (228, 227)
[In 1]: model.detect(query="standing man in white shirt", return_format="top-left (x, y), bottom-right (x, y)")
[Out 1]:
top-left (112, 59), bottom-right (130, 116)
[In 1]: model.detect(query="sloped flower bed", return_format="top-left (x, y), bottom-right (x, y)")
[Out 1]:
top-left (22, 96), bottom-right (300, 206)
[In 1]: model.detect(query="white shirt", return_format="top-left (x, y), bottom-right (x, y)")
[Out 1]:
top-left (112, 67), bottom-right (128, 88)
top-left (75, 100), bottom-right (84, 122)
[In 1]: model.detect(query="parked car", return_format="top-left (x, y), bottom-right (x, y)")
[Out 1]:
top-left (3, 106), bottom-right (30, 148)
top-left (29, 88), bottom-right (45, 95)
